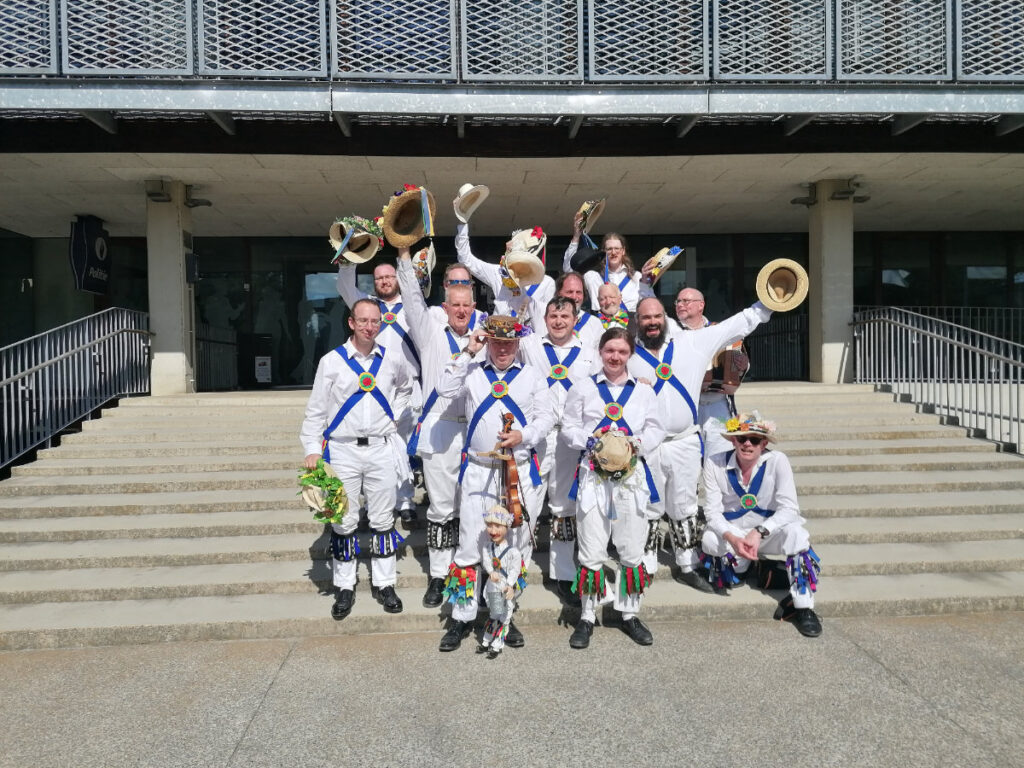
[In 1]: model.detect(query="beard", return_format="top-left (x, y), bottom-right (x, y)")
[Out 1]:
top-left (638, 323), bottom-right (666, 350)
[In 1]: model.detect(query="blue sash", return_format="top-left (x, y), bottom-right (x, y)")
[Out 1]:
top-left (634, 340), bottom-right (703, 457)
top-left (321, 345), bottom-right (393, 462)
top-left (407, 330), bottom-right (464, 456)
top-left (378, 301), bottom-right (421, 368)
top-left (603, 258), bottom-right (632, 311)
top-left (457, 366), bottom-right (542, 487)
top-left (723, 451), bottom-right (775, 521)
top-left (574, 313), bottom-right (593, 336)
top-left (544, 344), bottom-right (581, 391)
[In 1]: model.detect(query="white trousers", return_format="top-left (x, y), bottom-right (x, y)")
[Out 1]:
top-left (394, 407), bottom-right (416, 512)
top-left (647, 434), bottom-right (703, 572)
top-left (701, 523), bottom-right (815, 608)
top-left (452, 458), bottom-right (543, 622)
top-left (539, 428), bottom-right (581, 581)
top-left (327, 438), bottom-right (399, 590)
top-left (576, 473), bottom-right (648, 622)
top-left (421, 440), bottom-right (462, 579)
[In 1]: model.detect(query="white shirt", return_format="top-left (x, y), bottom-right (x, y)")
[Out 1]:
top-left (436, 354), bottom-right (555, 464)
top-left (561, 241), bottom-right (654, 312)
top-left (299, 339), bottom-right (411, 455)
top-left (396, 259), bottom-right (476, 453)
top-left (702, 448), bottom-right (804, 539)
top-left (520, 333), bottom-right (599, 428)
top-left (628, 303), bottom-right (771, 436)
top-left (456, 222), bottom-right (555, 323)
top-left (561, 373), bottom-right (665, 457)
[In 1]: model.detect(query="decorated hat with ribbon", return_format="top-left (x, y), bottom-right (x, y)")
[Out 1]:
top-left (481, 314), bottom-right (532, 340)
top-left (586, 425), bottom-right (638, 482)
top-left (721, 411), bottom-right (777, 443)
top-left (483, 504), bottom-right (514, 527)
top-left (297, 460), bottom-right (349, 525)
top-left (642, 246), bottom-right (682, 286)
top-left (328, 215), bottom-right (384, 265)
top-left (411, 242), bottom-right (436, 298)
top-left (381, 184), bottom-right (437, 248)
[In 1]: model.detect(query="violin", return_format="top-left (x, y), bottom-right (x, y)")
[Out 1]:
top-left (497, 412), bottom-right (524, 529)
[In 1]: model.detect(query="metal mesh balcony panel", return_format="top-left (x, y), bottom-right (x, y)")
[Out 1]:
top-left (198, 0), bottom-right (327, 77)
top-left (838, 0), bottom-right (951, 81)
top-left (461, 0), bottom-right (582, 81)
top-left (958, 0), bottom-right (1024, 81)
top-left (60, 0), bottom-right (192, 75)
top-left (0, 0), bottom-right (57, 74)
top-left (714, 0), bottom-right (831, 80)
top-left (588, 0), bottom-right (708, 81)
top-left (332, 0), bottom-right (456, 79)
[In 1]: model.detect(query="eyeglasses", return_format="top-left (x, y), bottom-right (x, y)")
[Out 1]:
top-left (445, 279), bottom-right (473, 286)
top-left (735, 435), bottom-right (764, 446)
top-left (675, 298), bottom-right (703, 305)
top-left (352, 318), bottom-right (381, 327)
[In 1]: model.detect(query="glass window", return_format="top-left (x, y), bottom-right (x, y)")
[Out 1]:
top-left (944, 233), bottom-right (1009, 307)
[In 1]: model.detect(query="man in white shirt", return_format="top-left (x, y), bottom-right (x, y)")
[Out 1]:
top-left (701, 413), bottom-right (822, 637)
top-left (553, 271), bottom-right (603, 353)
top-left (396, 247), bottom-right (477, 609)
top-left (336, 259), bottom-right (420, 522)
top-left (300, 298), bottom-right (413, 619)
top-left (433, 315), bottom-right (555, 652)
top-left (629, 296), bottom-right (772, 591)
top-left (521, 296), bottom-right (598, 605)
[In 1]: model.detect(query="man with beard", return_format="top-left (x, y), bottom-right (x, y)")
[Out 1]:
top-left (522, 296), bottom-right (598, 605)
top-left (337, 259), bottom-right (420, 523)
top-left (675, 288), bottom-right (751, 458)
top-left (628, 297), bottom-right (772, 591)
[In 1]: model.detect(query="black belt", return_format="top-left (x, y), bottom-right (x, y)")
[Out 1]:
top-left (356, 437), bottom-right (369, 446)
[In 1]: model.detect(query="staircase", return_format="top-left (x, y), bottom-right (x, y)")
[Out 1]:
top-left (1, 383), bottom-right (1022, 650)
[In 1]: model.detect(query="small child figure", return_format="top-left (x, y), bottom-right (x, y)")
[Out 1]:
top-left (478, 505), bottom-right (527, 658)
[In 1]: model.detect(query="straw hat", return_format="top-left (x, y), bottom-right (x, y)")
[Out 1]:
top-left (328, 216), bottom-right (383, 264)
top-left (756, 258), bottom-right (809, 312)
top-left (299, 463), bottom-right (350, 515)
top-left (480, 314), bottom-right (532, 340)
top-left (642, 246), bottom-right (681, 286)
top-left (453, 183), bottom-right (490, 224)
top-left (590, 426), bottom-right (637, 480)
top-left (411, 242), bottom-right (436, 298)
top-left (381, 185), bottom-right (437, 248)
top-left (483, 505), bottom-right (514, 527)
top-left (503, 251), bottom-right (546, 288)
top-left (577, 199), bottom-right (606, 234)
top-left (507, 226), bottom-right (547, 262)
top-left (720, 411), bottom-right (777, 443)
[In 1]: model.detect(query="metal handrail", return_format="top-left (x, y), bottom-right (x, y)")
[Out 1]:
top-left (852, 307), bottom-right (1023, 454)
top-left (1, 308), bottom-right (152, 469)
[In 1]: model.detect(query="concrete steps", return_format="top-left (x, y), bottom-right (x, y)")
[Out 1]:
top-left (0, 382), bottom-right (1022, 651)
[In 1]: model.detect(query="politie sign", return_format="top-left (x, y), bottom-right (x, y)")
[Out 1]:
top-left (69, 215), bottom-right (110, 294)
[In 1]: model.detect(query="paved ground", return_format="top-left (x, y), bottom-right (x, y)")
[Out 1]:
top-left (2, 612), bottom-right (1022, 768)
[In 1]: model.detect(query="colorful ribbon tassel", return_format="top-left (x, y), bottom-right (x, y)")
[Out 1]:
top-left (516, 560), bottom-right (528, 593)
top-left (700, 552), bottom-right (741, 589)
top-left (442, 564), bottom-right (477, 606)
top-left (786, 547), bottom-right (821, 595)
top-left (620, 563), bottom-right (652, 597)
top-left (572, 566), bottom-right (606, 597)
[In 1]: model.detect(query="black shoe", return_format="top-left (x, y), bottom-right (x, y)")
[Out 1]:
top-left (439, 620), bottom-right (470, 652)
top-left (621, 617), bottom-right (653, 646)
top-left (569, 619), bottom-right (594, 649)
top-left (423, 577), bottom-right (444, 608)
top-left (556, 580), bottom-right (582, 608)
top-left (331, 589), bottom-right (354, 620)
top-left (399, 508), bottom-right (417, 524)
top-left (792, 608), bottom-right (822, 638)
top-left (487, 649), bottom-right (501, 659)
top-left (673, 568), bottom-right (715, 594)
top-left (505, 621), bottom-right (525, 648)
top-left (372, 585), bottom-right (403, 614)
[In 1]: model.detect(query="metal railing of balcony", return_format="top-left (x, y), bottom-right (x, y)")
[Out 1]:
top-left (0, 308), bottom-right (151, 470)
top-left (1, 0), bottom-right (1021, 83)
top-left (852, 307), bottom-right (1023, 455)
top-left (196, 321), bottom-right (238, 392)
top-left (745, 312), bottom-right (809, 382)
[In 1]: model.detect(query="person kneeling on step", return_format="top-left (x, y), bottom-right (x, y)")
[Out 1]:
top-left (700, 412), bottom-right (822, 637)
top-left (300, 298), bottom-right (413, 620)
top-left (477, 505), bottom-right (527, 659)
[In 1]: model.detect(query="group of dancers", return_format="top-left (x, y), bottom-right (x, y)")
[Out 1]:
top-left (299, 184), bottom-right (822, 654)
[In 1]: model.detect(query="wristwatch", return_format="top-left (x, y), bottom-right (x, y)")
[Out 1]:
top-left (755, 525), bottom-right (770, 539)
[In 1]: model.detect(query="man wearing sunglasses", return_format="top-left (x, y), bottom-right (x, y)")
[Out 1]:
top-left (700, 412), bottom-right (822, 638)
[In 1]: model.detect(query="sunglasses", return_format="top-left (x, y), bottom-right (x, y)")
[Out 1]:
top-left (446, 279), bottom-right (473, 286)
top-left (734, 435), bottom-right (764, 446)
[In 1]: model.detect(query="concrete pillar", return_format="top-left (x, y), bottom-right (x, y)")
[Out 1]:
top-left (807, 179), bottom-right (855, 383)
top-left (146, 180), bottom-right (195, 395)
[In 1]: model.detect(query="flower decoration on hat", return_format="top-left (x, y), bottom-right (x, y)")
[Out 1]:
top-left (584, 425), bottom-right (639, 482)
top-left (482, 314), bottom-right (533, 340)
top-left (721, 410), bottom-right (777, 442)
top-left (339, 215), bottom-right (384, 248)
top-left (297, 459), bottom-right (348, 525)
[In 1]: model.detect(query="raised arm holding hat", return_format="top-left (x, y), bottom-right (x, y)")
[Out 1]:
top-left (629, 296), bottom-right (773, 593)
top-left (562, 212), bottom-right (653, 313)
top-left (432, 314), bottom-right (554, 653)
top-left (701, 412), bottom-right (822, 638)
